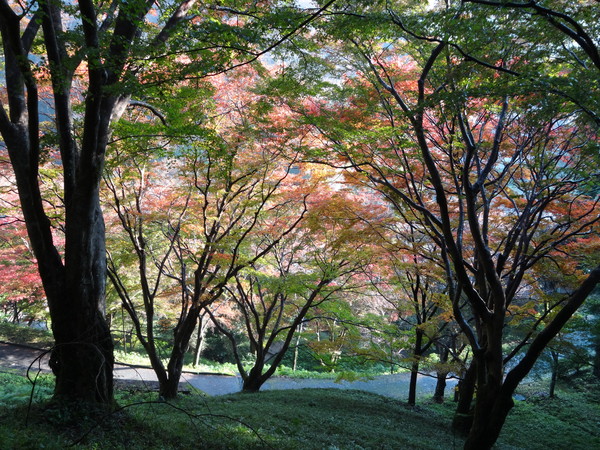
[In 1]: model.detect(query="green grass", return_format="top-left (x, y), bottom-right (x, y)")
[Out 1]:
top-left (2, 321), bottom-right (598, 449)
top-left (0, 371), bottom-right (598, 449)
top-left (0, 321), bottom-right (55, 348)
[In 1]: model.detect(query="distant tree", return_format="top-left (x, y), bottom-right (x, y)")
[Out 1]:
top-left (0, 217), bottom-right (46, 324)
top-left (105, 69), bottom-right (314, 398)
top-left (208, 190), bottom-right (378, 392)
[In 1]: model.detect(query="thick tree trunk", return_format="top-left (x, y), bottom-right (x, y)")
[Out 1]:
top-left (242, 364), bottom-right (267, 393)
top-left (50, 193), bottom-right (114, 404)
top-left (50, 312), bottom-right (114, 404)
top-left (463, 389), bottom-right (514, 450)
top-left (3, 125), bottom-right (114, 405)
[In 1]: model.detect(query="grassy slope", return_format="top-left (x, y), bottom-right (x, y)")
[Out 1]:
top-left (1, 322), bottom-right (599, 449)
top-left (0, 321), bottom-right (55, 348)
top-left (0, 371), bottom-right (598, 449)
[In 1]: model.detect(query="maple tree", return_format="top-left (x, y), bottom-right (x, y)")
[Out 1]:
top-left (208, 187), bottom-right (379, 392)
top-left (280, 4), bottom-right (600, 445)
top-left (372, 229), bottom-right (457, 405)
top-left (104, 67), bottom-right (315, 398)
top-left (0, 0), bottom-right (333, 404)
top-left (0, 218), bottom-right (46, 324)
top-left (0, 154), bottom-right (44, 323)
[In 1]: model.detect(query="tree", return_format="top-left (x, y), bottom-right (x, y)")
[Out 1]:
top-left (0, 217), bottom-right (46, 324)
top-left (367, 223), bottom-right (455, 405)
top-left (288, 5), bottom-right (600, 445)
top-left (105, 67), bottom-right (316, 398)
top-left (0, 0), bottom-right (332, 405)
top-left (208, 189), bottom-right (377, 392)
top-left (0, 0), bottom-right (213, 405)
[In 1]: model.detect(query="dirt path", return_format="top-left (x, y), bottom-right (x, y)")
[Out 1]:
top-left (0, 342), bottom-right (51, 373)
top-left (0, 342), bottom-right (457, 399)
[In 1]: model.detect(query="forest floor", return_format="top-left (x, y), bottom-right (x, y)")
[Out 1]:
top-left (1, 338), bottom-right (599, 449)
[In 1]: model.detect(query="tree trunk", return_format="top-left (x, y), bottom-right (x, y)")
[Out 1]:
top-left (433, 341), bottom-right (450, 403)
top-left (242, 364), bottom-right (267, 393)
top-left (408, 328), bottom-right (423, 406)
top-left (593, 336), bottom-right (600, 379)
top-left (433, 372), bottom-right (448, 403)
top-left (463, 388), bottom-right (514, 450)
top-left (161, 361), bottom-right (183, 400)
top-left (452, 361), bottom-right (476, 434)
top-left (161, 309), bottom-right (199, 399)
top-left (193, 316), bottom-right (207, 368)
top-left (293, 322), bottom-right (303, 372)
top-left (549, 350), bottom-right (559, 398)
top-left (50, 312), bottom-right (114, 404)
top-left (3, 123), bottom-right (114, 405)
top-left (50, 194), bottom-right (114, 404)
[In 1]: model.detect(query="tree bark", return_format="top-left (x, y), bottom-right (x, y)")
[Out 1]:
top-left (463, 388), bottom-right (514, 450)
top-left (242, 363), bottom-right (267, 393)
top-left (160, 308), bottom-right (200, 399)
top-left (593, 336), bottom-right (600, 379)
top-left (452, 361), bottom-right (476, 434)
top-left (408, 328), bottom-right (423, 406)
top-left (549, 350), bottom-right (559, 398)
top-left (433, 372), bottom-right (448, 403)
top-left (433, 342), bottom-right (450, 403)
top-left (49, 186), bottom-right (114, 404)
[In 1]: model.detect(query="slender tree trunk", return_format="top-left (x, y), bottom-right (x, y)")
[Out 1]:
top-left (193, 316), bottom-right (207, 368)
top-left (433, 372), bottom-right (448, 403)
top-left (549, 351), bottom-right (559, 398)
top-left (161, 308), bottom-right (200, 399)
top-left (293, 322), bottom-right (303, 372)
top-left (433, 342), bottom-right (450, 403)
top-left (408, 329), bottom-right (423, 406)
top-left (593, 336), bottom-right (600, 379)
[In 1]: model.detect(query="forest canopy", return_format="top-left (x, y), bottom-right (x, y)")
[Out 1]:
top-left (0, 1), bottom-right (598, 449)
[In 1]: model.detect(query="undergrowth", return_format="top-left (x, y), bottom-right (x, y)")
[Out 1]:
top-left (0, 371), bottom-right (598, 449)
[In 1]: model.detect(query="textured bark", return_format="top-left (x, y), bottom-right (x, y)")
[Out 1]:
top-left (463, 388), bottom-right (514, 450)
top-left (0, 0), bottom-right (162, 405)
